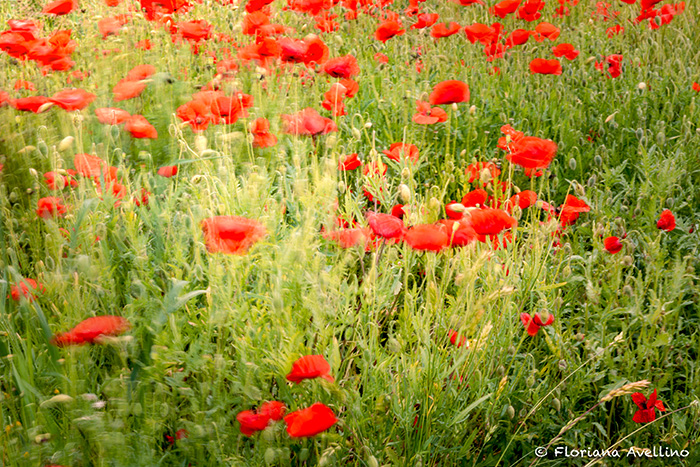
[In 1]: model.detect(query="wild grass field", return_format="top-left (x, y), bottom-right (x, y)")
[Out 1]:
top-left (0, 0), bottom-right (699, 465)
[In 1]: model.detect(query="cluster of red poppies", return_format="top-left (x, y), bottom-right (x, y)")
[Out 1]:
top-left (237, 355), bottom-right (337, 437)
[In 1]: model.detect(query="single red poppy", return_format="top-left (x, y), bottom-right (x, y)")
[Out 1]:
top-left (505, 136), bottom-right (558, 169)
top-left (11, 96), bottom-right (50, 113)
top-left (284, 403), bottom-right (337, 438)
top-left (505, 29), bottom-right (531, 47)
top-left (322, 227), bottom-right (372, 250)
top-left (281, 108), bottom-right (337, 136)
top-left (404, 224), bottom-right (449, 252)
top-left (250, 118), bottom-right (277, 148)
top-left (439, 219), bottom-right (478, 247)
top-left (631, 389), bottom-right (666, 423)
top-left (693, 82), bottom-right (700, 92)
top-left (505, 190), bottom-right (537, 211)
top-left (237, 401), bottom-right (287, 436)
top-left (125, 64), bottom-right (156, 82)
top-left (518, 0), bottom-right (545, 21)
top-left (383, 142), bottom-right (420, 163)
top-left (113, 79), bottom-right (147, 101)
top-left (552, 43), bottom-right (579, 60)
top-left (657, 209), bottom-right (675, 232)
top-left (49, 88), bottom-right (96, 111)
top-left (36, 197), bottom-right (67, 218)
top-left (125, 115), bottom-right (158, 139)
top-left (375, 19), bottom-right (405, 42)
top-left (51, 316), bottom-right (131, 346)
top-left (367, 212), bottom-right (404, 240)
top-left (533, 22), bottom-right (560, 41)
top-left (286, 355), bottom-right (334, 384)
top-left (95, 107), bottom-right (131, 125)
top-left (431, 22), bottom-right (461, 38)
top-left (530, 58), bottom-right (562, 75)
top-left (461, 189), bottom-right (489, 208)
top-left (42, 0), bottom-right (77, 15)
top-left (10, 278), bottom-right (45, 301)
top-left (604, 236), bottom-right (623, 254)
top-left (411, 13), bottom-right (439, 29)
top-left (157, 165), bottom-right (178, 178)
top-left (520, 312), bottom-right (553, 336)
top-left (429, 80), bottom-right (470, 105)
top-left (201, 216), bottom-right (267, 255)
top-left (448, 329), bottom-right (467, 347)
top-left (338, 153), bottom-right (361, 171)
top-left (559, 195), bottom-right (590, 226)
top-left (322, 55), bottom-right (360, 78)
top-left (466, 208), bottom-right (517, 235)
top-left (412, 101), bottom-right (448, 124)
top-left (491, 0), bottom-right (521, 17)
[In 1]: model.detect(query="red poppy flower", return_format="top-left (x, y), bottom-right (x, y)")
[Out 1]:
top-left (74, 153), bottom-right (116, 182)
top-left (466, 161), bottom-right (501, 185)
top-left (693, 82), bottom-right (700, 92)
top-left (125, 115), bottom-right (158, 139)
top-left (51, 316), bottom-right (131, 346)
top-left (439, 219), bottom-right (478, 247)
top-left (606, 25), bottom-right (624, 38)
top-left (383, 142), bottom-right (420, 163)
top-left (322, 227), bottom-right (372, 249)
top-left (11, 96), bottom-right (50, 113)
top-left (491, 0), bottom-right (521, 17)
top-left (157, 165), bottom-right (178, 178)
top-left (10, 278), bottom-right (45, 301)
top-left (36, 197), bottom-right (67, 218)
top-left (533, 22), bottom-right (560, 41)
top-left (42, 0), bottom-right (77, 15)
top-left (505, 29), bottom-right (531, 47)
top-left (367, 212), bottom-right (404, 240)
top-left (404, 224), bottom-right (449, 252)
top-left (464, 23), bottom-right (500, 45)
top-left (552, 43), bottom-right (579, 60)
top-left (413, 101), bottom-right (448, 124)
top-left (466, 208), bottom-right (517, 235)
top-left (604, 236), bottom-right (623, 254)
top-left (281, 108), bottom-right (337, 136)
top-left (517, 0), bottom-right (545, 21)
top-left (286, 355), bottom-right (334, 384)
top-left (530, 58), bottom-right (562, 75)
top-left (631, 389), bottom-right (665, 423)
top-left (237, 401), bottom-right (287, 436)
top-left (374, 52), bottom-right (389, 64)
top-left (559, 195), bottom-right (590, 226)
top-left (177, 99), bottom-right (214, 133)
top-left (177, 20), bottom-right (212, 42)
top-left (14, 79), bottom-right (35, 91)
top-left (113, 79), bottom-right (147, 102)
top-left (505, 136), bottom-right (558, 169)
top-left (657, 209), bottom-right (675, 232)
top-left (201, 216), bottom-right (267, 255)
top-left (95, 107), bottom-right (130, 125)
top-left (338, 153), bottom-right (361, 171)
top-left (375, 19), bottom-right (405, 42)
top-left (520, 312), bottom-right (554, 336)
top-left (165, 428), bottom-right (188, 445)
top-left (250, 118), bottom-right (277, 148)
top-left (461, 189), bottom-right (489, 208)
top-left (431, 22), bottom-right (462, 38)
top-left (429, 80), bottom-right (470, 105)
top-left (125, 64), bottom-right (156, 82)
top-left (284, 403), bottom-right (337, 438)
top-left (322, 55), bottom-right (360, 78)
top-left (48, 88), bottom-right (96, 111)
top-left (411, 13), bottom-right (439, 29)
top-left (448, 329), bottom-right (467, 347)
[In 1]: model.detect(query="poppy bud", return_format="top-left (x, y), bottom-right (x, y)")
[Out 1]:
top-left (479, 168), bottom-right (492, 184)
top-left (452, 103), bottom-right (459, 112)
top-left (552, 398), bottom-right (561, 411)
top-left (622, 255), bottom-right (634, 267)
top-left (264, 448), bottom-right (276, 465)
top-left (519, 408), bottom-right (528, 418)
top-left (568, 158), bottom-right (577, 170)
top-left (367, 455), bottom-right (379, 467)
top-left (194, 134), bottom-right (207, 153)
top-left (398, 184), bottom-right (411, 202)
top-left (558, 359), bottom-right (568, 371)
top-left (37, 141), bottom-right (48, 157)
top-left (364, 122), bottom-right (372, 129)
top-left (351, 128), bottom-right (361, 139)
top-left (506, 405), bottom-right (515, 419)
top-left (497, 365), bottom-right (506, 377)
top-left (29, 168), bottom-right (38, 178)
top-left (526, 375), bottom-right (535, 387)
top-left (665, 197), bottom-right (674, 208)
top-left (622, 284), bottom-right (633, 296)
top-left (594, 155), bottom-right (603, 166)
top-left (337, 181), bottom-right (346, 193)
top-left (637, 82), bottom-right (646, 90)
top-left (469, 105), bottom-right (476, 115)
top-left (587, 175), bottom-right (596, 187)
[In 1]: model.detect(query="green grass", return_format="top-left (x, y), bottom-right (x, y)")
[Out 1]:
top-left (1, 0), bottom-right (699, 465)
